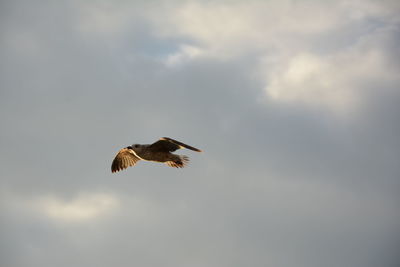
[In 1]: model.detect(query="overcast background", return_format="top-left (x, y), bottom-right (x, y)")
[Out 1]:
top-left (1, 0), bottom-right (399, 267)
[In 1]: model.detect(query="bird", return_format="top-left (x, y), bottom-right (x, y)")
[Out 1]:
top-left (111, 137), bottom-right (202, 173)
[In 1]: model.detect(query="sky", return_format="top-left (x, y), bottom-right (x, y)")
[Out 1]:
top-left (1, 0), bottom-right (399, 266)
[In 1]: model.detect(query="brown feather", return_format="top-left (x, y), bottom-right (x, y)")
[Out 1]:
top-left (111, 148), bottom-right (141, 173)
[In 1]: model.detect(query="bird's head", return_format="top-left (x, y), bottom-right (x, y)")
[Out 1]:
top-left (128, 144), bottom-right (143, 152)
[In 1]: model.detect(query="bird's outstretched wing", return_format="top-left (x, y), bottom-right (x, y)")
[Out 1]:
top-left (149, 137), bottom-right (202, 152)
top-left (111, 147), bottom-right (141, 173)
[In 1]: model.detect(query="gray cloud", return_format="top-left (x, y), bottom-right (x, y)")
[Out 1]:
top-left (1, 1), bottom-right (399, 267)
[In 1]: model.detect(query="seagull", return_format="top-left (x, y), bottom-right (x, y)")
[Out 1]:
top-left (111, 137), bottom-right (202, 173)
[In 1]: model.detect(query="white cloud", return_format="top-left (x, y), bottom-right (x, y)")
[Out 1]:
top-left (148, 0), bottom-right (362, 58)
top-left (263, 52), bottom-right (359, 114)
top-left (35, 193), bottom-right (119, 222)
top-left (164, 44), bottom-right (205, 67)
top-left (262, 26), bottom-right (400, 115)
top-left (142, 0), bottom-right (399, 114)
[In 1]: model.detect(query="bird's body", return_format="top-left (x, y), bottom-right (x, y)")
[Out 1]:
top-left (127, 144), bottom-right (185, 163)
top-left (111, 137), bottom-right (202, 173)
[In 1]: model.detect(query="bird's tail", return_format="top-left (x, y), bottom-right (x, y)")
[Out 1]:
top-left (165, 155), bottom-right (189, 168)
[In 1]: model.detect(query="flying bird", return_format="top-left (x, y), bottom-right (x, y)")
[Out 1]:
top-left (111, 137), bottom-right (202, 173)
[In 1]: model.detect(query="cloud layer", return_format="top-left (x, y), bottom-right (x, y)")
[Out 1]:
top-left (1, 1), bottom-right (399, 267)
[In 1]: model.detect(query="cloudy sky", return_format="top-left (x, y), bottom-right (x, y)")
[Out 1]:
top-left (1, 0), bottom-right (399, 266)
